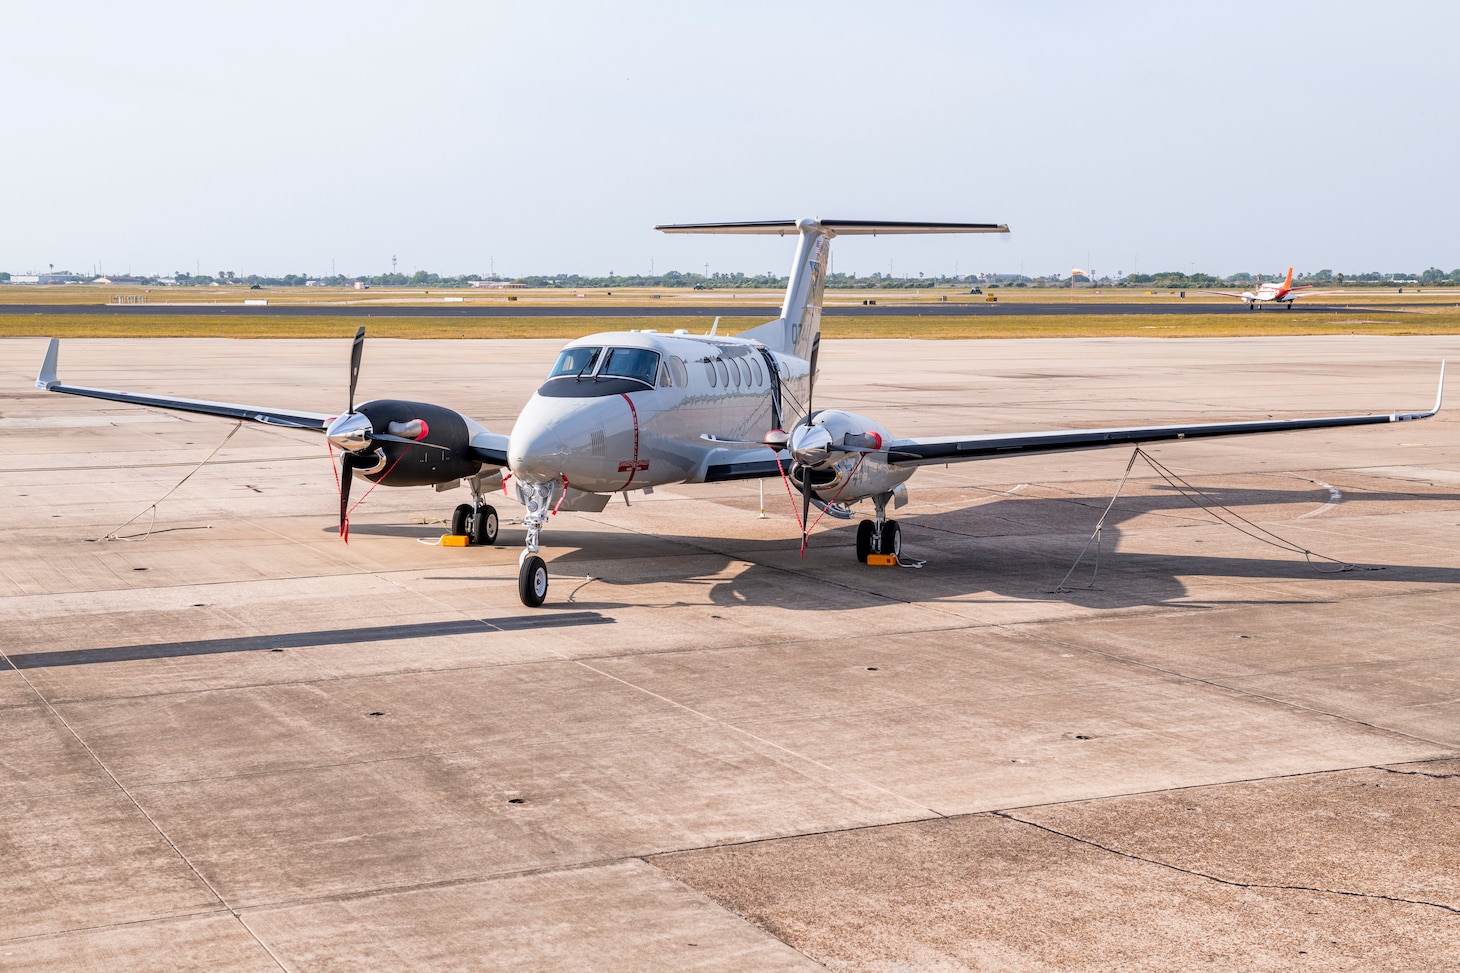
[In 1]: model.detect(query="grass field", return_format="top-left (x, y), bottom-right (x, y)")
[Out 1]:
top-left (7, 307), bottom-right (1460, 341)
top-left (6, 283), bottom-right (1460, 309)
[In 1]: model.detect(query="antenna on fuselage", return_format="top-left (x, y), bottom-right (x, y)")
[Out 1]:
top-left (709, 316), bottom-right (720, 337)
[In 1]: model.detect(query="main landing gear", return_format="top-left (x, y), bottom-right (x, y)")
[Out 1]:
top-left (450, 478), bottom-right (499, 546)
top-left (855, 492), bottom-right (901, 563)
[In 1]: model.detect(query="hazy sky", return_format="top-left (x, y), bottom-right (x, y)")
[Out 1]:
top-left (3, 1), bottom-right (1456, 280)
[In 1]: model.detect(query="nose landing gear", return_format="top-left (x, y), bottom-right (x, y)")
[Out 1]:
top-left (515, 479), bottom-right (559, 607)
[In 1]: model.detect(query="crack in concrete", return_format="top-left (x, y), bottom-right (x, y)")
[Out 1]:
top-left (991, 810), bottom-right (1460, 916)
top-left (1374, 765), bottom-right (1460, 780)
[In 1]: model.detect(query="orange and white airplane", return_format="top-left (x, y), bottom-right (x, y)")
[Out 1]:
top-left (1205, 268), bottom-right (1337, 310)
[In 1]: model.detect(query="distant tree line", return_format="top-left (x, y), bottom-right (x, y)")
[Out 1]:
top-left (5, 267), bottom-right (1459, 289)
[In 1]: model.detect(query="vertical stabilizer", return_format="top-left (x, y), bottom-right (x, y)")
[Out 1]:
top-left (771, 219), bottom-right (832, 361)
top-left (653, 218), bottom-right (1007, 363)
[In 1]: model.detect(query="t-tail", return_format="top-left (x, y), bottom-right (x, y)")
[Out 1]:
top-left (1283, 267), bottom-right (1294, 289)
top-left (654, 218), bottom-right (1009, 366)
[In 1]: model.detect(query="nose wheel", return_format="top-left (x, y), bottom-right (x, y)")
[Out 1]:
top-left (518, 553), bottom-right (549, 607)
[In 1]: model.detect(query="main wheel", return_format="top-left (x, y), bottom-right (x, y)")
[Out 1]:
top-left (856, 520), bottom-right (875, 562)
top-left (472, 505), bottom-right (499, 546)
top-left (451, 503), bottom-right (472, 536)
top-left (518, 555), bottom-right (549, 607)
top-left (881, 520), bottom-right (901, 558)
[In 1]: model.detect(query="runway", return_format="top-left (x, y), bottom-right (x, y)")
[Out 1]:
top-left (3, 336), bottom-right (1458, 970)
top-left (0, 300), bottom-right (1430, 317)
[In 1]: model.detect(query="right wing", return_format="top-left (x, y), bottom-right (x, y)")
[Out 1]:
top-left (1199, 290), bottom-right (1250, 300)
top-left (36, 339), bottom-right (332, 430)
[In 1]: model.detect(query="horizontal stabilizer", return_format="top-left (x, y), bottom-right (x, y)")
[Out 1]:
top-left (655, 219), bottom-right (1008, 236)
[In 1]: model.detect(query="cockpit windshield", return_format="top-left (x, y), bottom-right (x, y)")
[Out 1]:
top-left (599, 347), bottom-right (661, 385)
top-left (540, 345), bottom-right (663, 397)
top-left (547, 346), bottom-right (603, 379)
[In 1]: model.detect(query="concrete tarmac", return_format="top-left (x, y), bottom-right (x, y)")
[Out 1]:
top-left (2, 336), bottom-right (1458, 971)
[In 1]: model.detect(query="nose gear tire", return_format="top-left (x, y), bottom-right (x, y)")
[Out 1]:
top-left (519, 555), bottom-right (549, 607)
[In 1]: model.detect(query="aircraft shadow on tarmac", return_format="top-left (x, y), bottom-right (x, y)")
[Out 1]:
top-left (3, 612), bottom-right (613, 671)
top-left (552, 482), bottom-right (1460, 612)
top-left (27, 485), bottom-right (1456, 670)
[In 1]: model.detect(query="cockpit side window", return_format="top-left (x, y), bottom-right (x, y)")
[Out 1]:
top-left (600, 347), bottom-right (661, 386)
top-left (547, 347), bottom-right (603, 379)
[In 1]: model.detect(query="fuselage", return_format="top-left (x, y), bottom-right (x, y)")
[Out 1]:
top-left (507, 329), bottom-right (811, 493)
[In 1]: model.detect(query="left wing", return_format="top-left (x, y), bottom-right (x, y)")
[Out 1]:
top-left (36, 338), bottom-right (333, 430)
top-left (887, 363), bottom-right (1444, 468)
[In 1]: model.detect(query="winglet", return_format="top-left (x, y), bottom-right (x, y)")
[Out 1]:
top-left (1434, 360), bottom-right (1446, 415)
top-left (36, 339), bottom-right (60, 390)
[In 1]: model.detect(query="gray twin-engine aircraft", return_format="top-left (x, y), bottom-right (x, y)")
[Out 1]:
top-left (36, 219), bottom-right (1443, 607)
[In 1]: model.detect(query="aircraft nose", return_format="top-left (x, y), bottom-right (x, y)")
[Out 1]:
top-left (508, 395), bottom-right (613, 484)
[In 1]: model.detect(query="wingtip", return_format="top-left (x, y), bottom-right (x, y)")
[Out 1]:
top-left (36, 338), bottom-right (60, 390)
top-left (1435, 359), bottom-right (1446, 414)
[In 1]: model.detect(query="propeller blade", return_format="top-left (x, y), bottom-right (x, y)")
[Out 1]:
top-left (799, 377), bottom-right (816, 553)
top-left (800, 475), bottom-right (812, 554)
top-left (347, 326), bottom-right (365, 414)
top-left (339, 453), bottom-right (355, 543)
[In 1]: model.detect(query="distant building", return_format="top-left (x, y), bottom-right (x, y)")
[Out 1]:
top-left (11, 274), bottom-right (84, 284)
top-left (470, 280), bottom-right (527, 289)
top-left (93, 276), bottom-right (145, 285)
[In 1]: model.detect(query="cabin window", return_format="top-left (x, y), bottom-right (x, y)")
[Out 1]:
top-left (668, 356), bottom-right (688, 387)
top-left (715, 359), bottom-right (729, 387)
top-left (547, 346), bottom-right (602, 379)
top-left (600, 347), bottom-right (661, 386)
top-left (748, 356), bottom-right (764, 386)
top-left (705, 359), bottom-right (717, 387)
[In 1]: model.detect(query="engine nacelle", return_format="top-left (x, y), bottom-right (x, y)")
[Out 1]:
top-left (788, 409), bottom-right (912, 504)
top-left (353, 399), bottom-right (485, 487)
